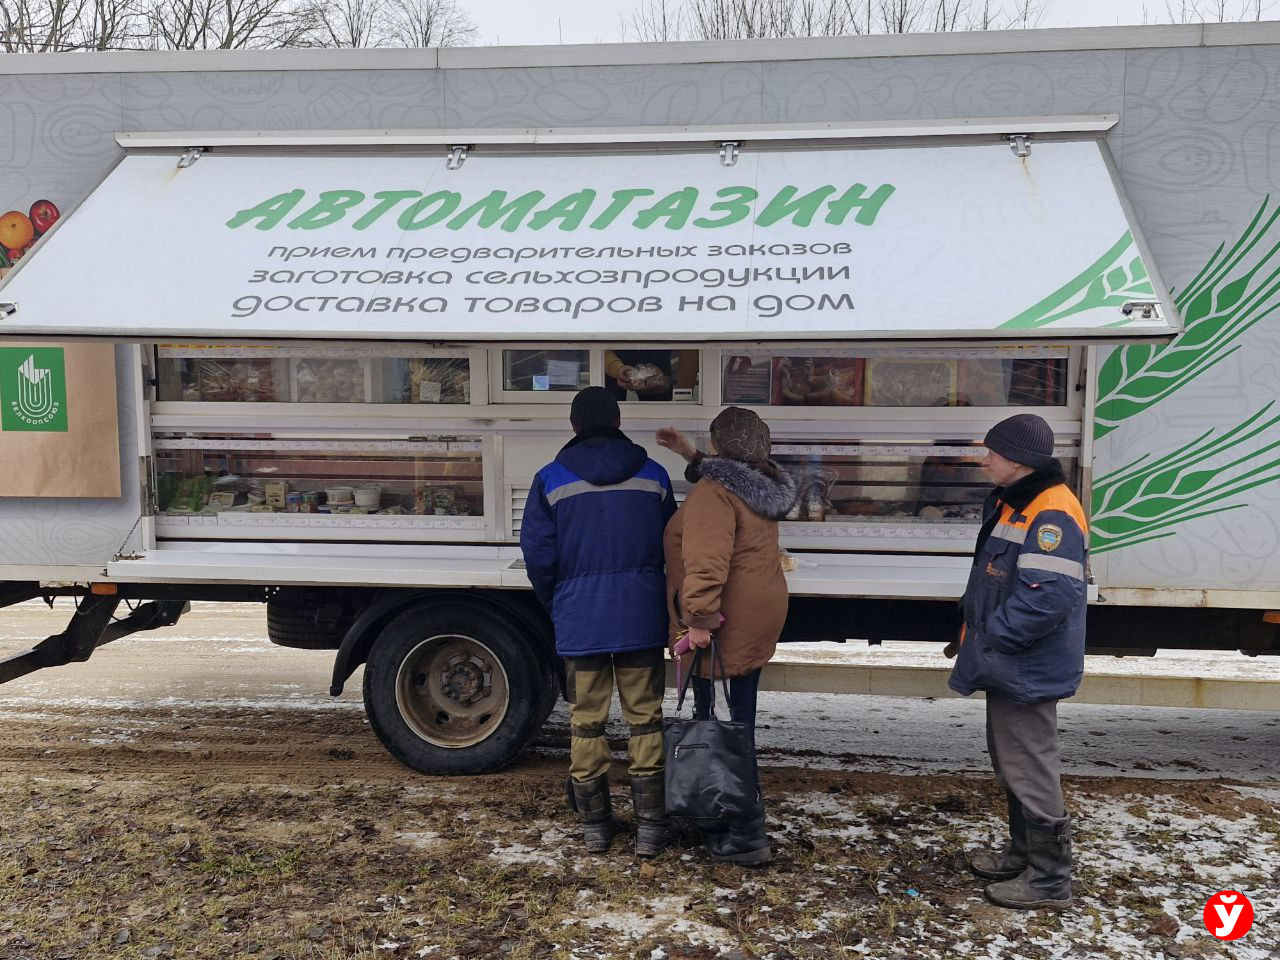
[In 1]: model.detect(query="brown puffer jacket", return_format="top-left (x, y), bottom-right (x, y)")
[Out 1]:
top-left (664, 457), bottom-right (797, 679)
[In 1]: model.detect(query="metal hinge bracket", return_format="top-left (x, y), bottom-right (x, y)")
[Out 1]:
top-left (447, 145), bottom-right (470, 170)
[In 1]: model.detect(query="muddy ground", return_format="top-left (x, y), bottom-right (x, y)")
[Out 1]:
top-left (0, 602), bottom-right (1277, 960)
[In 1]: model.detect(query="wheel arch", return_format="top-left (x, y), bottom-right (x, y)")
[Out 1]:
top-left (329, 588), bottom-right (554, 697)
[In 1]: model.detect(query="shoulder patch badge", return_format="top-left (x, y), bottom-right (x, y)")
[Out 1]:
top-left (1036, 524), bottom-right (1064, 552)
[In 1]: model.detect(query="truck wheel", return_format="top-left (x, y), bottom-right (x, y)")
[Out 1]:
top-left (267, 599), bottom-right (342, 650)
top-left (535, 656), bottom-right (562, 731)
top-left (363, 600), bottom-right (548, 775)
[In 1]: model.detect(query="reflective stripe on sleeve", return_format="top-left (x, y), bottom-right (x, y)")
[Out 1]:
top-left (1018, 553), bottom-right (1085, 580)
top-left (990, 522), bottom-right (1028, 544)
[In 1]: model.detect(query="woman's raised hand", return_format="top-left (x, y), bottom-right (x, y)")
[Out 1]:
top-left (656, 426), bottom-right (697, 462)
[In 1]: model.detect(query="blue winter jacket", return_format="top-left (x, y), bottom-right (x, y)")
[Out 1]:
top-left (519, 431), bottom-right (677, 657)
top-left (949, 466), bottom-right (1088, 704)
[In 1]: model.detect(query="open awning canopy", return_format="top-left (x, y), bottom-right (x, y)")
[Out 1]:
top-left (0, 123), bottom-right (1180, 343)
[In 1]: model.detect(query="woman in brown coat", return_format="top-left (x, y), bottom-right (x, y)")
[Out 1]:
top-left (658, 407), bottom-right (797, 865)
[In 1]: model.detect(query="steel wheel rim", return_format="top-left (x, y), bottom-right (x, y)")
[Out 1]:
top-left (394, 633), bottom-right (511, 749)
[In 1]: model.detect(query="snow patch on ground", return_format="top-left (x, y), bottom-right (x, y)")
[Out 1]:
top-left (576, 896), bottom-right (735, 949)
top-left (396, 831), bottom-right (442, 850)
top-left (489, 823), bottom-right (576, 867)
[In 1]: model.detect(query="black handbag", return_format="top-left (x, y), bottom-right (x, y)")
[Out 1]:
top-left (663, 641), bottom-right (762, 821)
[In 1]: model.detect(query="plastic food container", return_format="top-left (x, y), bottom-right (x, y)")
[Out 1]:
top-left (325, 485), bottom-right (354, 504)
top-left (354, 485), bottom-right (382, 508)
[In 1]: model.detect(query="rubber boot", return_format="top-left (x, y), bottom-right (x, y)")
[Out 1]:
top-left (567, 775), bottom-right (621, 854)
top-left (630, 774), bottom-right (671, 858)
top-left (984, 815), bottom-right (1073, 910)
top-left (967, 791), bottom-right (1028, 881)
top-left (703, 809), bottom-right (771, 866)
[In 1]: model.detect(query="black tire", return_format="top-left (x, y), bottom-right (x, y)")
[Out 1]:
top-left (362, 600), bottom-right (548, 775)
top-left (535, 656), bottom-right (562, 731)
top-left (266, 598), bottom-right (343, 650)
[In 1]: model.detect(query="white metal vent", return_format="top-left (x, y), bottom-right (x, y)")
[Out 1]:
top-left (510, 485), bottom-right (530, 539)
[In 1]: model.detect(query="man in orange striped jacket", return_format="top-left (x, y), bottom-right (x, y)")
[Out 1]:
top-left (949, 414), bottom-right (1087, 911)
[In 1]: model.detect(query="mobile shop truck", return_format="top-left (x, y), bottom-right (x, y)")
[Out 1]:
top-left (1, 22), bottom-right (1278, 775)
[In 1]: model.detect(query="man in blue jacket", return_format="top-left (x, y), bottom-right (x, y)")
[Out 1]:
top-left (520, 386), bottom-right (677, 857)
top-left (949, 414), bottom-right (1087, 910)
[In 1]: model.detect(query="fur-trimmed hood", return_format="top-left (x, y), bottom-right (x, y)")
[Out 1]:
top-left (697, 456), bottom-right (797, 521)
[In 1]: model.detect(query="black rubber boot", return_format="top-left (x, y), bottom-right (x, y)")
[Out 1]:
top-left (630, 774), bottom-right (671, 858)
top-left (984, 815), bottom-right (1073, 910)
top-left (704, 809), bottom-right (771, 866)
top-left (567, 775), bottom-right (621, 854)
top-left (968, 791), bottom-right (1028, 881)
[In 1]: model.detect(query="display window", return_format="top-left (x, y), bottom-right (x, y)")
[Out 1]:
top-left (770, 439), bottom-right (1079, 528)
top-left (603, 348), bottom-right (701, 403)
top-left (720, 349), bottom-right (1069, 408)
top-left (153, 434), bottom-right (486, 535)
top-left (500, 349), bottom-right (590, 393)
top-left (155, 346), bottom-right (472, 405)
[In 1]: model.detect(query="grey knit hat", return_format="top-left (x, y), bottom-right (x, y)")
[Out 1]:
top-left (710, 406), bottom-right (771, 463)
top-left (984, 414), bottom-right (1055, 469)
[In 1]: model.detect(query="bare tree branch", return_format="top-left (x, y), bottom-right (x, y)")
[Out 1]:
top-left (622, 0), bottom-right (1054, 38)
top-left (1, 0), bottom-right (476, 51)
top-left (379, 0), bottom-right (474, 47)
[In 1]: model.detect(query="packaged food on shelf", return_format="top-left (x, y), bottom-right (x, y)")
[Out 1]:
top-left (354, 485), bottom-right (382, 508)
top-left (265, 481), bottom-right (290, 509)
top-left (289, 359), bottom-right (369, 403)
top-left (207, 491), bottom-right (237, 510)
top-left (324, 485), bottom-right (355, 505)
top-left (153, 433), bottom-right (486, 537)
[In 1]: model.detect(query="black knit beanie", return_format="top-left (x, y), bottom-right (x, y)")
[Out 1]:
top-left (984, 414), bottom-right (1055, 469)
top-left (570, 386), bottom-right (620, 435)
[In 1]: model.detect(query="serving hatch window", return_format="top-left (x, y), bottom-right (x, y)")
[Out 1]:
top-left (720, 349), bottom-right (1069, 408)
top-left (501, 350), bottom-right (590, 393)
top-left (604, 349), bottom-right (701, 403)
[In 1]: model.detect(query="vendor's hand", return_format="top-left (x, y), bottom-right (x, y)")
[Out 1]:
top-left (616, 366), bottom-right (637, 390)
top-left (687, 627), bottom-right (713, 649)
top-left (656, 426), bottom-right (697, 462)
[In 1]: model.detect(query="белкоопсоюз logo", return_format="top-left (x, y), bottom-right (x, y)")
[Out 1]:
top-left (0, 347), bottom-right (68, 432)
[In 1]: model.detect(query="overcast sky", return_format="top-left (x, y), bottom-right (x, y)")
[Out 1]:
top-left (461, 0), bottom-right (1266, 46)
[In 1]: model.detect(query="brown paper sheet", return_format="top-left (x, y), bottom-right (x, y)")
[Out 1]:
top-left (0, 342), bottom-right (122, 498)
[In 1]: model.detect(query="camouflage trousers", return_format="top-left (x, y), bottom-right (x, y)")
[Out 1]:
top-left (564, 647), bottom-right (665, 782)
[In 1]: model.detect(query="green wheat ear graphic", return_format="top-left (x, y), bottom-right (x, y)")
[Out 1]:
top-left (999, 231), bottom-right (1155, 331)
top-left (1094, 196), bottom-right (1280, 441)
top-left (1091, 403), bottom-right (1280, 554)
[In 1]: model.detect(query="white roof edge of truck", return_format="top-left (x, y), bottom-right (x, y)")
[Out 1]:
top-left (0, 21), bottom-right (1276, 75)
